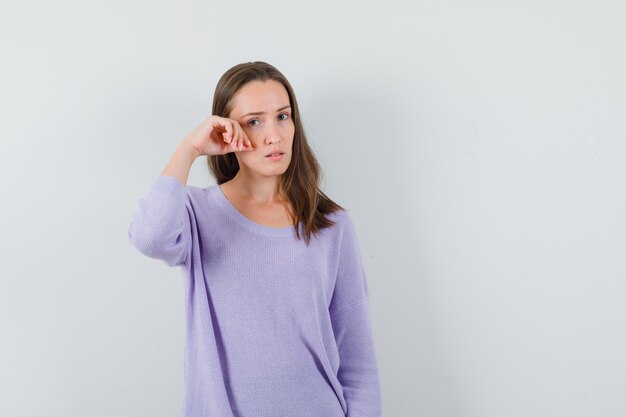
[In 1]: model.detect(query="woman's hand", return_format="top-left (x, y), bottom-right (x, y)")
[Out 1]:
top-left (183, 115), bottom-right (254, 157)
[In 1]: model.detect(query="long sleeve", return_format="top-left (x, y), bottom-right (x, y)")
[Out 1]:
top-left (329, 212), bottom-right (382, 417)
top-left (127, 175), bottom-right (192, 267)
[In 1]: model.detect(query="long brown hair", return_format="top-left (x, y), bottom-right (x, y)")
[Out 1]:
top-left (207, 61), bottom-right (344, 245)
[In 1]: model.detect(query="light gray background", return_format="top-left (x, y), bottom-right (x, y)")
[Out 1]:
top-left (1, 0), bottom-right (624, 416)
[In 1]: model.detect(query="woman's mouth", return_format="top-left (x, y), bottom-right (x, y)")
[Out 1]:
top-left (266, 152), bottom-right (285, 160)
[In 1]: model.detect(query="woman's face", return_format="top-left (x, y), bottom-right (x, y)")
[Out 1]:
top-left (228, 79), bottom-right (295, 178)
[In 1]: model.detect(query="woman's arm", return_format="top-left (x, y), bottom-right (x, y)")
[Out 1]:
top-left (127, 140), bottom-right (198, 267)
top-left (329, 212), bottom-right (382, 417)
top-left (127, 115), bottom-right (250, 267)
top-left (161, 137), bottom-right (200, 187)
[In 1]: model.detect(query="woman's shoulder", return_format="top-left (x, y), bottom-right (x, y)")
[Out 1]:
top-left (174, 182), bottom-right (221, 217)
top-left (324, 207), bottom-right (357, 235)
top-left (184, 182), bottom-right (219, 201)
top-left (326, 207), bottom-right (348, 221)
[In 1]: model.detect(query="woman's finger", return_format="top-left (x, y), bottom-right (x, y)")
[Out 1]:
top-left (231, 128), bottom-right (241, 151)
top-left (233, 121), bottom-right (243, 149)
top-left (234, 124), bottom-right (245, 151)
top-left (219, 119), bottom-right (232, 143)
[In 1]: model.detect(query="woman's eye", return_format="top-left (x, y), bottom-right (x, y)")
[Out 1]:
top-left (248, 114), bottom-right (289, 127)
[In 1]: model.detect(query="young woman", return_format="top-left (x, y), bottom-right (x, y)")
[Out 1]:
top-left (128, 61), bottom-right (382, 417)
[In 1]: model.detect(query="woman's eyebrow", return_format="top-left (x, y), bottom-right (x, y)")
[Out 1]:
top-left (242, 105), bottom-right (291, 118)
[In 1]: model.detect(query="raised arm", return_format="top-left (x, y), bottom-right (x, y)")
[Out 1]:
top-left (127, 115), bottom-right (255, 267)
top-left (127, 140), bottom-right (198, 267)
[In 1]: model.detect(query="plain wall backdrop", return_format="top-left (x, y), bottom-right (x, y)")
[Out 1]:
top-left (1, 0), bottom-right (624, 416)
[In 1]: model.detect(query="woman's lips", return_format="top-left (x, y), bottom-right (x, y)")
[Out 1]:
top-left (266, 152), bottom-right (284, 160)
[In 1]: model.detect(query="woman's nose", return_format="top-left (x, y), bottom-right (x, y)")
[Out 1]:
top-left (264, 122), bottom-right (281, 144)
